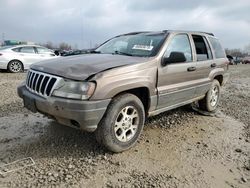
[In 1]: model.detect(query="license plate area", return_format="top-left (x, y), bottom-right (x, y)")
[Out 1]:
top-left (23, 95), bottom-right (37, 113)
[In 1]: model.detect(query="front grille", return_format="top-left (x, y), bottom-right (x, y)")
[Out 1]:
top-left (26, 70), bottom-right (61, 98)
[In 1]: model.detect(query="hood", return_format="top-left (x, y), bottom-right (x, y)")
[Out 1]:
top-left (31, 54), bottom-right (149, 80)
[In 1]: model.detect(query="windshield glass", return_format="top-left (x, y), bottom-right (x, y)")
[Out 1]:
top-left (96, 33), bottom-right (166, 57)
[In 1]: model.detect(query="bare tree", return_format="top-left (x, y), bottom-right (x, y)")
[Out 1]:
top-left (225, 48), bottom-right (247, 57)
top-left (39, 41), bottom-right (73, 51)
top-left (44, 41), bottom-right (55, 49)
top-left (244, 43), bottom-right (250, 55)
top-left (59, 42), bottom-right (72, 51)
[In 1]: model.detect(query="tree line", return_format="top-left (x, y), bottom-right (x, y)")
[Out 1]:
top-left (39, 41), bottom-right (75, 51)
top-left (225, 43), bottom-right (250, 57)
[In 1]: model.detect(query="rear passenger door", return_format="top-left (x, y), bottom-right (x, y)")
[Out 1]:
top-left (191, 35), bottom-right (214, 97)
top-left (157, 33), bottom-right (198, 109)
top-left (18, 46), bottom-right (41, 65)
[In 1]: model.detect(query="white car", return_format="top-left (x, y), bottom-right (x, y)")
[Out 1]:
top-left (0, 45), bottom-right (58, 73)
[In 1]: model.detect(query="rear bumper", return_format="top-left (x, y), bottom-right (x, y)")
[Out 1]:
top-left (17, 84), bottom-right (110, 132)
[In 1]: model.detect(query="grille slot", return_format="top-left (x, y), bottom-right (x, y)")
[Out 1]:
top-left (36, 75), bottom-right (44, 92)
top-left (25, 70), bottom-right (61, 98)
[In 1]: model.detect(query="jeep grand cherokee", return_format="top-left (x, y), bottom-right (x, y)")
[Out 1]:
top-left (18, 30), bottom-right (229, 152)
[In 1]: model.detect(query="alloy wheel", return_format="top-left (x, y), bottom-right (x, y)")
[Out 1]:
top-left (114, 106), bottom-right (139, 142)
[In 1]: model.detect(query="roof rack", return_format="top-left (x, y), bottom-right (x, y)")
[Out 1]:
top-left (118, 31), bottom-right (150, 36)
top-left (202, 32), bottom-right (214, 36)
top-left (162, 30), bottom-right (214, 36)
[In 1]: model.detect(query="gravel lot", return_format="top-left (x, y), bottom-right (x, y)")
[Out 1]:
top-left (0, 65), bottom-right (249, 187)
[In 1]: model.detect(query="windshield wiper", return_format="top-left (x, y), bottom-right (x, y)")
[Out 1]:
top-left (113, 50), bottom-right (133, 56)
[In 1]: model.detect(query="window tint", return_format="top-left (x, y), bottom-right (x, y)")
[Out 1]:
top-left (164, 34), bottom-right (192, 62)
top-left (20, 47), bottom-right (35, 53)
top-left (36, 47), bottom-right (53, 54)
top-left (192, 35), bottom-right (212, 61)
top-left (208, 37), bottom-right (226, 58)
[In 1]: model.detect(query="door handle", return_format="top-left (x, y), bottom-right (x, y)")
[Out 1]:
top-left (187, 67), bottom-right (196, 72)
top-left (211, 63), bottom-right (216, 68)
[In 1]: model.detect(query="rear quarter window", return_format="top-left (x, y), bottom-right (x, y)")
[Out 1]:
top-left (208, 37), bottom-right (226, 58)
top-left (36, 47), bottom-right (53, 54)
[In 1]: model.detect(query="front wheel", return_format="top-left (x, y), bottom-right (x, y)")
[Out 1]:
top-left (198, 79), bottom-right (221, 112)
top-left (95, 93), bottom-right (145, 153)
top-left (8, 60), bottom-right (23, 73)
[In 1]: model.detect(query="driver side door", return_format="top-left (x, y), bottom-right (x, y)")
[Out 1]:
top-left (157, 33), bottom-right (198, 109)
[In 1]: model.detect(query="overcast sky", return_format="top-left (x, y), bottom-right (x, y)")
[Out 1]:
top-left (1, 0), bottom-right (250, 49)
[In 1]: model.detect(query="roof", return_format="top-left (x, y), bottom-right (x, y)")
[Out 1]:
top-left (119, 30), bottom-right (215, 37)
top-left (8, 44), bottom-right (45, 48)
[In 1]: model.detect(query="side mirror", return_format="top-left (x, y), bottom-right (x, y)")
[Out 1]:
top-left (162, 52), bottom-right (186, 66)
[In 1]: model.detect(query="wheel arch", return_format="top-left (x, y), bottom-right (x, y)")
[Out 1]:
top-left (112, 87), bottom-right (151, 117)
top-left (8, 59), bottom-right (24, 70)
top-left (214, 74), bottom-right (223, 86)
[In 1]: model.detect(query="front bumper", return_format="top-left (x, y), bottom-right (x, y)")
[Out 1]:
top-left (17, 84), bottom-right (110, 132)
top-left (0, 60), bottom-right (8, 69)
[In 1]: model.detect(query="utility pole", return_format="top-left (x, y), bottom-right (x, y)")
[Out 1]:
top-left (1, 33), bottom-right (5, 46)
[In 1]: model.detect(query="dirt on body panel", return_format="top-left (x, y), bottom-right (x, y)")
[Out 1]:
top-left (0, 65), bottom-right (250, 187)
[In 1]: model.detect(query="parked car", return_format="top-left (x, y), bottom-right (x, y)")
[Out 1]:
top-left (18, 30), bottom-right (229, 152)
top-left (242, 56), bottom-right (250, 64)
top-left (62, 50), bottom-right (88, 56)
top-left (233, 56), bottom-right (242, 64)
top-left (0, 45), bottom-right (58, 73)
top-left (226, 55), bottom-right (234, 65)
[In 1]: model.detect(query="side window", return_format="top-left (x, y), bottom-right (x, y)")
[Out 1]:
top-left (192, 35), bottom-right (212, 61)
top-left (20, 47), bottom-right (35, 53)
top-left (164, 34), bottom-right (192, 62)
top-left (36, 47), bottom-right (53, 54)
top-left (208, 37), bottom-right (226, 58)
top-left (203, 37), bottom-right (213, 59)
top-left (12, 47), bottom-right (21, 52)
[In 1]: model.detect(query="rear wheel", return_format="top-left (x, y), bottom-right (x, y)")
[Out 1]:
top-left (95, 93), bottom-right (145, 153)
top-left (8, 60), bottom-right (23, 73)
top-left (198, 79), bottom-right (221, 112)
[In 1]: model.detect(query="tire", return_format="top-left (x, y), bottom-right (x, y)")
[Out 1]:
top-left (198, 79), bottom-right (221, 112)
top-left (7, 60), bottom-right (23, 73)
top-left (95, 93), bottom-right (145, 153)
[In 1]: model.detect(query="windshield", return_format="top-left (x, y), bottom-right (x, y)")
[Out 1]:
top-left (96, 33), bottom-right (166, 57)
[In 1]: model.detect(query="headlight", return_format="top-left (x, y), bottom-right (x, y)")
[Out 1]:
top-left (52, 81), bottom-right (96, 100)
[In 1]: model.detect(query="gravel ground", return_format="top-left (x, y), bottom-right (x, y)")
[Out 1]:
top-left (219, 65), bottom-right (250, 138)
top-left (0, 65), bottom-right (250, 187)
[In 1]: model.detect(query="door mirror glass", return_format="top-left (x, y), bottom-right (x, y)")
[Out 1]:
top-left (162, 34), bottom-right (192, 66)
top-left (163, 52), bottom-right (186, 65)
